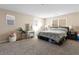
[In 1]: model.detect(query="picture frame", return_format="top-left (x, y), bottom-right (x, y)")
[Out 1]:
top-left (6, 14), bottom-right (15, 25)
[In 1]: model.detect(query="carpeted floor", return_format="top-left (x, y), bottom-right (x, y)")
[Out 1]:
top-left (0, 38), bottom-right (79, 55)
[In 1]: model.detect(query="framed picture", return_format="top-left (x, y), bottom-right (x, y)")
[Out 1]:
top-left (6, 14), bottom-right (15, 25)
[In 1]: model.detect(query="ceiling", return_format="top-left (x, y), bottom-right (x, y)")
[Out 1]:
top-left (0, 4), bottom-right (79, 18)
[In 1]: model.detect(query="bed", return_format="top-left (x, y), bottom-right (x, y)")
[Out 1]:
top-left (38, 27), bottom-right (69, 45)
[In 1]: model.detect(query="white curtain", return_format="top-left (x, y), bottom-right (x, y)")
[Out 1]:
top-left (32, 18), bottom-right (43, 38)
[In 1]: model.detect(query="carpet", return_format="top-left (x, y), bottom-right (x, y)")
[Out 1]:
top-left (0, 38), bottom-right (79, 55)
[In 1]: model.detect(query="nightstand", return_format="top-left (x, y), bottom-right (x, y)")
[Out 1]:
top-left (67, 31), bottom-right (77, 40)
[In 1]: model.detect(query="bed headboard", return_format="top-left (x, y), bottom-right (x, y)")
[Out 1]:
top-left (50, 26), bottom-right (69, 32)
top-left (59, 27), bottom-right (69, 31)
